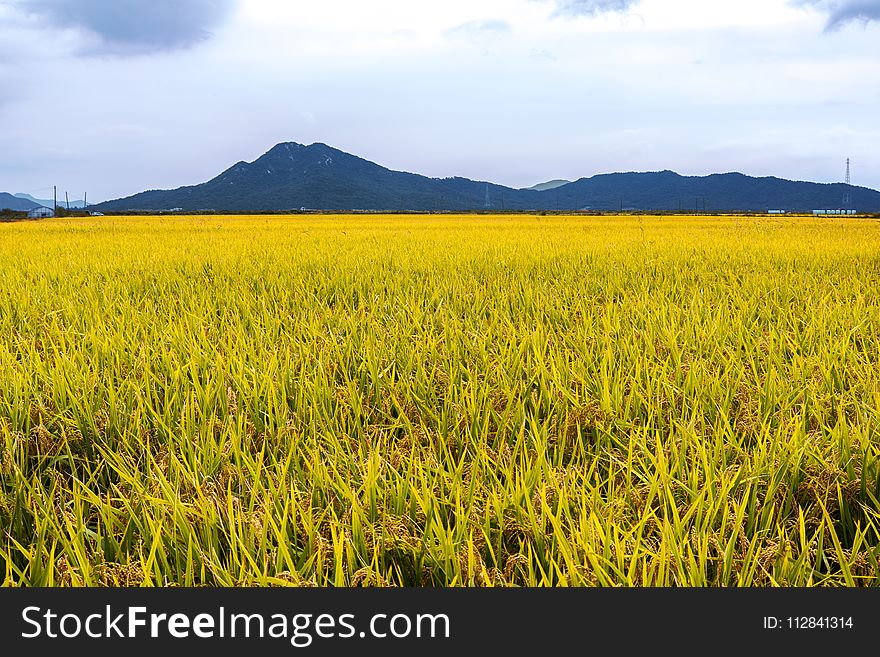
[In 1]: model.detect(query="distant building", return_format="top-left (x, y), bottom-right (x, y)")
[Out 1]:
top-left (90, 212), bottom-right (105, 216)
top-left (812, 209), bottom-right (857, 216)
top-left (767, 209), bottom-right (786, 214)
top-left (27, 207), bottom-right (54, 218)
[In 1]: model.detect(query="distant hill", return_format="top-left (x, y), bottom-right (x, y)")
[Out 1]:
top-left (549, 170), bottom-right (880, 213)
top-left (0, 193), bottom-right (40, 211)
top-left (14, 193), bottom-right (87, 209)
top-left (94, 143), bottom-right (542, 212)
top-left (92, 142), bottom-right (880, 213)
top-left (526, 179), bottom-right (571, 191)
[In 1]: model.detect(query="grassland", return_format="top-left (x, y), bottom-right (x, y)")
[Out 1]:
top-left (1, 213), bottom-right (879, 586)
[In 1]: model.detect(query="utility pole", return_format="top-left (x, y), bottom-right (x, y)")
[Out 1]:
top-left (84, 192), bottom-right (87, 209)
top-left (54, 185), bottom-right (57, 211)
top-left (65, 192), bottom-right (70, 211)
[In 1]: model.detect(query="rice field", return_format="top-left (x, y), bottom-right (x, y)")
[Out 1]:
top-left (1, 213), bottom-right (879, 586)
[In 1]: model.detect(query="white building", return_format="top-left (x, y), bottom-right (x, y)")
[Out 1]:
top-left (27, 207), bottom-right (55, 218)
top-left (812, 209), bottom-right (857, 216)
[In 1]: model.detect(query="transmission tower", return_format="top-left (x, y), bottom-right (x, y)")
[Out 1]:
top-left (484, 183), bottom-right (491, 209)
top-left (843, 158), bottom-right (851, 208)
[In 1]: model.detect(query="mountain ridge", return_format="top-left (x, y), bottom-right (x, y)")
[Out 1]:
top-left (91, 142), bottom-right (880, 213)
top-left (14, 193), bottom-right (88, 209)
top-left (0, 193), bottom-right (41, 211)
top-left (526, 179), bottom-right (572, 192)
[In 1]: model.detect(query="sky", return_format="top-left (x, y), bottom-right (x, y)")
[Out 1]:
top-left (0, 0), bottom-right (878, 202)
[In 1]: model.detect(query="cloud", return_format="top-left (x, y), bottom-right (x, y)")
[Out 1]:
top-left (791, 0), bottom-right (880, 30)
top-left (548, 0), bottom-right (640, 18)
top-left (530, 48), bottom-right (557, 61)
top-left (14, 0), bottom-right (236, 54)
top-left (444, 19), bottom-right (512, 42)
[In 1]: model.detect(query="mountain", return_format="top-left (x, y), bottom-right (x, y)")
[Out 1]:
top-left (526, 179), bottom-right (571, 191)
top-left (94, 143), bottom-right (542, 212)
top-left (0, 193), bottom-right (41, 211)
top-left (14, 193), bottom-right (87, 209)
top-left (548, 170), bottom-right (879, 213)
top-left (92, 142), bottom-right (880, 213)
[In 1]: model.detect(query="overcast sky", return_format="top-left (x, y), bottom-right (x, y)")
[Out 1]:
top-left (1, 0), bottom-right (878, 202)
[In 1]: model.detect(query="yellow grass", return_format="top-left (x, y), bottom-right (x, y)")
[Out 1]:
top-left (1, 213), bottom-right (879, 586)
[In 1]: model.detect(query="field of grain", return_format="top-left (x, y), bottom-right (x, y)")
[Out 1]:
top-left (1, 214), bottom-right (879, 586)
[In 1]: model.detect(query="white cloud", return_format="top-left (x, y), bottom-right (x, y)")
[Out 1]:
top-left (791, 0), bottom-right (880, 30)
top-left (444, 19), bottom-right (512, 42)
top-left (549, 0), bottom-right (639, 17)
top-left (10, 0), bottom-right (237, 55)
